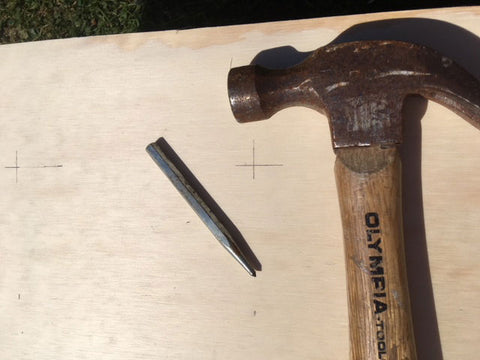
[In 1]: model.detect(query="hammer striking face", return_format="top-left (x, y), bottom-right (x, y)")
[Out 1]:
top-left (228, 40), bottom-right (480, 360)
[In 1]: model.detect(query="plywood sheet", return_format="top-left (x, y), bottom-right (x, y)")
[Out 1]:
top-left (1, 6), bottom-right (479, 359)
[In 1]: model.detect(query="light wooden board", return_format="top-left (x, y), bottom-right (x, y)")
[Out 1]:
top-left (1, 6), bottom-right (480, 360)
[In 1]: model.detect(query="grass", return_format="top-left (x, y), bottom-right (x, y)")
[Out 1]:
top-left (0, 0), bottom-right (143, 44)
top-left (1, 0), bottom-right (478, 44)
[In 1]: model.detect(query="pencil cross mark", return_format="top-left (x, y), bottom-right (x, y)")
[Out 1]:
top-left (235, 140), bottom-right (283, 179)
top-left (4, 151), bottom-right (63, 183)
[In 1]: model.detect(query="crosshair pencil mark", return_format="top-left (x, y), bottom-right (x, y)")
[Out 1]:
top-left (4, 150), bottom-right (19, 183)
top-left (4, 151), bottom-right (63, 183)
top-left (236, 140), bottom-right (283, 180)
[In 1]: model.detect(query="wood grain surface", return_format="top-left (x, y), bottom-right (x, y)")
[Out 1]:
top-left (335, 147), bottom-right (416, 359)
top-left (1, 6), bottom-right (479, 360)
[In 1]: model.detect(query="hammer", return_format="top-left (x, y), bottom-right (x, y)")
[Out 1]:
top-left (227, 40), bottom-right (480, 359)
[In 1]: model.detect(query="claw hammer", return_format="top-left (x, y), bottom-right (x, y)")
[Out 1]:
top-left (227, 40), bottom-right (480, 359)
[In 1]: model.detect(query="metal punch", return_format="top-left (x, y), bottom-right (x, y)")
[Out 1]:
top-left (146, 137), bottom-right (258, 276)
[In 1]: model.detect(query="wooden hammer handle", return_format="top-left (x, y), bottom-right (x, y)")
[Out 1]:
top-left (334, 146), bottom-right (417, 360)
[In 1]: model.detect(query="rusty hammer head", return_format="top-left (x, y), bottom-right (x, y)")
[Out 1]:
top-left (228, 41), bottom-right (480, 148)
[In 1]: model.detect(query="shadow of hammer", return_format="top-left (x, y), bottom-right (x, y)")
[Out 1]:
top-left (227, 40), bottom-right (480, 359)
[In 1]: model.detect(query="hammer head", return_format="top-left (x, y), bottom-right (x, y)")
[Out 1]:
top-left (228, 41), bottom-right (480, 148)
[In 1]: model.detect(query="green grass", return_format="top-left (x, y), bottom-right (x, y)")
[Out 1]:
top-left (1, 1), bottom-right (478, 44)
top-left (1, 0), bottom-right (143, 44)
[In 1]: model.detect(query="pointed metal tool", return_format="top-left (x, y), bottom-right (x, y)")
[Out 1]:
top-left (146, 138), bottom-right (257, 276)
